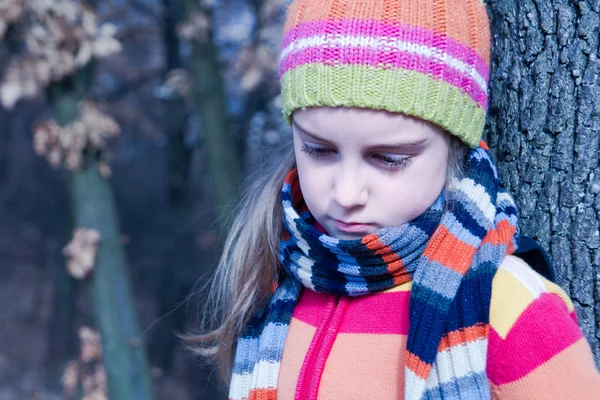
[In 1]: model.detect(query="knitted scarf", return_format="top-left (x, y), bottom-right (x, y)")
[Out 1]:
top-left (229, 142), bottom-right (518, 400)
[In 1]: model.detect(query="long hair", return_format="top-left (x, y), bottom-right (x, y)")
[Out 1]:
top-left (184, 144), bottom-right (296, 383)
top-left (185, 132), bottom-right (467, 384)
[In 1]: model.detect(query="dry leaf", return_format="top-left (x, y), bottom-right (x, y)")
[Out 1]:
top-left (82, 391), bottom-right (108, 400)
top-left (63, 228), bottom-right (101, 280)
top-left (81, 364), bottom-right (107, 400)
top-left (0, 80), bottom-right (22, 110)
top-left (61, 360), bottom-right (79, 397)
top-left (33, 119), bottom-right (60, 156)
top-left (64, 150), bottom-right (83, 170)
top-left (177, 11), bottom-right (211, 42)
top-left (33, 101), bottom-right (120, 171)
top-left (256, 43), bottom-right (276, 71)
top-left (260, 0), bottom-right (282, 21)
top-left (0, 0), bottom-right (25, 38)
top-left (93, 363), bottom-right (107, 391)
top-left (78, 326), bottom-right (102, 363)
top-left (232, 43), bottom-right (277, 95)
top-left (64, 326), bottom-right (108, 400)
top-left (48, 147), bottom-right (63, 168)
top-left (93, 23), bottom-right (121, 57)
top-left (0, 1), bottom-right (122, 108)
top-left (240, 67), bottom-right (263, 92)
top-left (81, 362), bottom-right (108, 400)
top-left (98, 161), bottom-right (111, 178)
top-left (75, 41), bottom-right (93, 66)
top-left (163, 68), bottom-right (192, 99)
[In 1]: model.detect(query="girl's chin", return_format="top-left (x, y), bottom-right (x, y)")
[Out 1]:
top-left (335, 233), bottom-right (369, 240)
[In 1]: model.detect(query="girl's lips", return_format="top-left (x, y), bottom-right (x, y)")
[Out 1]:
top-left (333, 219), bottom-right (374, 233)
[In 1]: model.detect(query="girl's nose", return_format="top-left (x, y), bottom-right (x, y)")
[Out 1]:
top-left (331, 170), bottom-right (368, 209)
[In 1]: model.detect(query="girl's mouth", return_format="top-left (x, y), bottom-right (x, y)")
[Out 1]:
top-left (333, 219), bottom-right (374, 233)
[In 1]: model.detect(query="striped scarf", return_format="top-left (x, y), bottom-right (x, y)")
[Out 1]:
top-left (229, 142), bottom-right (518, 400)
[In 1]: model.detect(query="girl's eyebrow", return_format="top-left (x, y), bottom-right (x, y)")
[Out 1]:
top-left (292, 120), bottom-right (331, 143)
top-left (292, 119), bottom-right (428, 149)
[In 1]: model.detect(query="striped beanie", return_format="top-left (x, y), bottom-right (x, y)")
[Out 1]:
top-left (279, 0), bottom-right (491, 148)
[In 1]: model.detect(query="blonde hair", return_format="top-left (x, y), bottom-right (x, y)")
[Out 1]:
top-left (185, 132), bottom-right (467, 384)
top-left (184, 145), bottom-right (295, 382)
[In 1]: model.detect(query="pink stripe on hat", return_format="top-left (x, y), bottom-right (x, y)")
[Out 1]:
top-left (281, 20), bottom-right (489, 81)
top-left (279, 45), bottom-right (488, 109)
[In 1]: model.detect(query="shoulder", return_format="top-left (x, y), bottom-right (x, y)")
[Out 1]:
top-left (490, 254), bottom-right (575, 339)
top-left (487, 255), bottom-right (600, 399)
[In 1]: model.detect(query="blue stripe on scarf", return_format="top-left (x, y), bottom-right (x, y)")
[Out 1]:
top-left (422, 372), bottom-right (491, 400)
top-left (449, 196), bottom-right (490, 239)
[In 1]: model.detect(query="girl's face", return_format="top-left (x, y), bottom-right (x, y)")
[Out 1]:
top-left (292, 107), bottom-right (450, 240)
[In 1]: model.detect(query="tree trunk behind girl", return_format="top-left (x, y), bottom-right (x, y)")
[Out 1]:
top-left (487, 0), bottom-right (600, 366)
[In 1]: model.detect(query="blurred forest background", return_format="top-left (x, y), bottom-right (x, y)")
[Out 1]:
top-left (0, 0), bottom-right (598, 399)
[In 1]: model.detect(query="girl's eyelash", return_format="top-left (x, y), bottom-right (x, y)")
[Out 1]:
top-left (301, 143), bottom-right (334, 158)
top-left (301, 143), bottom-right (411, 170)
top-left (373, 154), bottom-right (411, 169)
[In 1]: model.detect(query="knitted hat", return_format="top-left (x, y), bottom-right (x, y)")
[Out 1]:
top-left (279, 0), bottom-right (491, 148)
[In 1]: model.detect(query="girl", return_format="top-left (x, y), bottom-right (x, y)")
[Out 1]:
top-left (190, 0), bottom-right (600, 399)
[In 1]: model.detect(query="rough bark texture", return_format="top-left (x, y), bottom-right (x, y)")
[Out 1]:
top-left (51, 60), bottom-right (153, 400)
top-left (486, 0), bottom-right (600, 366)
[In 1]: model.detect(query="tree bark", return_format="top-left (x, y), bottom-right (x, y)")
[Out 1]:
top-left (45, 214), bottom-right (78, 392)
top-left (149, 0), bottom-right (192, 372)
top-left (44, 66), bottom-right (94, 393)
top-left (50, 58), bottom-right (153, 400)
top-left (184, 0), bottom-right (242, 233)
top-left (68, 156), bottom-right (154, 400)
top-left (486, 0), bottom-right (600, 366)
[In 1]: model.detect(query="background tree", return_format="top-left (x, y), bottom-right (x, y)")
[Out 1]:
top-left (486, 0), bottom-right (600, 365)
top-left (179, 0), bottom-right (242, 231)
top-left (0, 1), bottom-right (153, 398)
top-left (147, 1), bottom-right (224, 398)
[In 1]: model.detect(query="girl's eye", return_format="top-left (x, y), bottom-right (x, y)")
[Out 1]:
top-left (301, 143), bottom-right (411, 170)
top-left (373, 154), bottom-right (411, 169)
top-left (301, 143), bottom-right (335, 159)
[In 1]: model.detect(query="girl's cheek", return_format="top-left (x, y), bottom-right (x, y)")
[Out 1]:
top-left (297, 159), bottom-right (330, 192)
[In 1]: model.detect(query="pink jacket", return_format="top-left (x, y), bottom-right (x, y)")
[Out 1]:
top-left (277, 255), bottom-right (600, 399)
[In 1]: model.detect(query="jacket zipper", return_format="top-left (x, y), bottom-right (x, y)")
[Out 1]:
top-left (295, 296), bottom-right (349, 400)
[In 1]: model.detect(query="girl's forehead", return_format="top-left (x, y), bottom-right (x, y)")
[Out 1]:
top-left (292, 107), bottom-right (443, 143)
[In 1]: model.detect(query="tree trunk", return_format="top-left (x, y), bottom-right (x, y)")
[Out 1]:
top-left (149, 0), bottom-right (192, 372)
top-left (50, 63), bottom-right (153, 400)
top-left (486, 0), bottom-right (600, 366)
top-left (184, 0), bottom-right (242, 233)
top-left (44, 66), bottom-right (94, 393)
top-left (68, 157), bottom-right (153, 400)
top-left (45, 213), bottom-right (78, 392)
